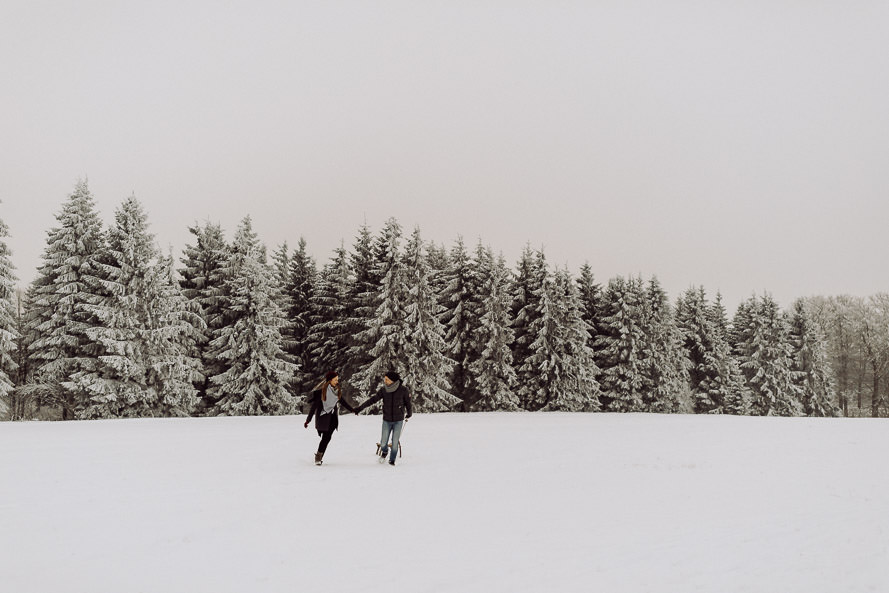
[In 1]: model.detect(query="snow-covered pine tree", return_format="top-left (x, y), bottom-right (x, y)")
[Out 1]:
top-left (732, 294), bottom-right (804, 416)
top-left (354, 218), bottom-right (408, 398)
top-left (24, 180), bottom-right (106, 419)
top-left (594, 276), bottom-right (647, 412)
top-left (69, 195), bottom-right (140, 418)
top-left (468, 249), bottom-right (519, 411)
top-left (400, 227), bottom-right (457, 412)
top-left (789, 298), bottom-right (839, 417)
top-left (271, 242), bottom-right (291, 289)
top-left (639, 277), bottom-right (690, 413)
top-left (11, 289), bottom-right (32, 419)
top-left (511, 246), bottom-right (548, 410)
top-left (425, 241), bottom-right (450, 297)
top-left (147, 253), bottom-right (205, 416)
top-left (345, 223), bottom-right (379, 390)
top-left (283, 238), bottom-right (317, 394)
top-left (536, 267), bottom-right (601, 412)
top-left (179, 220), bottom-right (229, 412)
top-left (676, 287), bottom-right (715, 412)
top-left (0, 208), bottom-right (19, 414)
top-left (439, 237), bottom-right (481, 410)
top-left (705, 294), bottom-right (750, 415)
top-left (576, 263), bottom-right (602, 348)
top-left (676, 287), bottom-right (749, 414)
top-left (306, 245), bottom-right (352, 400)
top-left (73, 196), bottom-right (202, 418)
top-left (206, 217), bottom-right (296, 416)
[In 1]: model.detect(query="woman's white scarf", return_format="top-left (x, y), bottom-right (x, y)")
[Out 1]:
top-left (321, 385), bottom-right (338, 414)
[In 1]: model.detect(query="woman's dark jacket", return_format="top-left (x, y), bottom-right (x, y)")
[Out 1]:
top-left (305, 383), bottom-right (357, 433)
top-left (356, 383), bottom-right (413, 422)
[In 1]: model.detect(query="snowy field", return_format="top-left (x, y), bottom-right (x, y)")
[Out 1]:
top-left (1, 413), bottom-right (887, 593)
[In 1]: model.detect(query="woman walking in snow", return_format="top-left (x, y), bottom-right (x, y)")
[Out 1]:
top-left (304, 371), bottom-right (357, 465)
top-left (354, 370), bottom-right (413, 466)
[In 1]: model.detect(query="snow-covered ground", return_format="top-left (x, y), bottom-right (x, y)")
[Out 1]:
top-left (1, 412), bottom-right (887, 593)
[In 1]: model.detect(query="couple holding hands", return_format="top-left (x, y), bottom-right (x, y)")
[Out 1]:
top-left (304, 370), bottom-right (412, 466)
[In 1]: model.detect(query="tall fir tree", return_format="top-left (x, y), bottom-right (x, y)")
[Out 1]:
top-left (531, 267), bottom-right (601, 412)
top-left (789, 299), bottom-right (838, 417)
top-left (354, 218), bottom-right (407, 398)
top-left (179, 220), bottom-right (229, 412)
top-left (306, 245), bottom-right (352, 399)
top-left (345, 223), bottom-right (379, 391)
top-left (709, 294), bottom-right (752, 415)
top-left (271, 243), bottom-right (291, 289)
top-left (576, 263), bottom-right (602, 348)
top-left (425, 241), bottom-right (451, 298)
top-left (676, 287), bottom-right (715, 412)
top-left (676, 287), bottom-right (749, 414)
top-left (400, 227), bottom-right (457, 412)
top-left (283, 238), bottom-right (317, 394)
top-left (439, 237), bottom-right (481, 410)
top-left (12, 289), bottom-right (32, 419)
top-left (206, 217), bottom-right (296, 415)
top-left (639, 277), bottom-right (690, 413)
top-left (732, 294), bottom-right (803, 416)
top-left (24, 180), bottom-right (106, 419)
top-left (73, 197), bottom-right (202, 418)
top-left (594, 276), bottom-right (648, 412)
top-left (0, 208), bottom-right (19, 414)
top-left (511, 246), bottom-right (549, 410)
top-left (148, 253), bottom-right (205, 416)
top-left (468, 250), bottom-right (519, 411)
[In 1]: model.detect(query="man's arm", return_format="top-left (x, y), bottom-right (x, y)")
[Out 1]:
top-left (355, 390), bottom-right (382, 414)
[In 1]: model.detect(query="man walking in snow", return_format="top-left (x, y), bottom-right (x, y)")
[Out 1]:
top-left (355, 371), bottom-right (412, 466)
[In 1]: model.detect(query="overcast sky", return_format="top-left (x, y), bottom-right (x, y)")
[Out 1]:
top-left (2, 1), bottom-right (887, 314)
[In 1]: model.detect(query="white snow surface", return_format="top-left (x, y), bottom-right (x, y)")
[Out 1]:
top-left (2, 413), bottom-right (887, 593)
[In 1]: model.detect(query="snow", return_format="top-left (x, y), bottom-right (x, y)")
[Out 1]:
top-left (2, 413), bottom-right (887, 592)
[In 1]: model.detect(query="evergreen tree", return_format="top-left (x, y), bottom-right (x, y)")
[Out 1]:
top-left (676, 287), bottom-right (749, 414)
top-left (148, 253), bottom-right (205, 416)
top-left (345, 223), bottom-right (379, 391)
top-left (283, 238), bottom-right (317, 394)
top-left (206, 217), bottom-right (296, 415)
top-left (24, 180), bottom-right (105, 419)
top-left (306, 245), bottom-right (352, 399)
top-left (0, 209), bottom-right (19, 413)
top-left (73, 197), bottom-right (202, 418)
top-left (425, 241), bottom-right (451, 297)
top-left (703, 294), bottom-right (750, 414)
top-left (732, 294), bottom-right (803, 416)
top-left (12, 289), bottom-right (32, 419)
top-left (639, 277), bottom-right (690, 413)
top-left (576, 263), bottom-right (602, 348)
top-left (594, 276), bottom-right (647, 412)
top-left (354, 218), bottom-right (407, 398)
top-left (439, 237), bottom-right (481, 410)
top-left (469, 250), bottom-right (519, 411)
top-left (179, 220), bottom-right (229, 412)
top-left (511, 246), bottom-right (548, 410)
top-left (400, 227), bottom-right (457, 412)
top-left (271, 242), bottom-right (291, 289)
top-left (531, 267), bottom-right (601, 412)
top-left (676, 287), bottom-right (715, 412)
top-left (789, 299), bottom-right (839, 417)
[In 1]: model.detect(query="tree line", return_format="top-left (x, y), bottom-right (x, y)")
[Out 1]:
top-left (0, 181), bottom-right (887, 420)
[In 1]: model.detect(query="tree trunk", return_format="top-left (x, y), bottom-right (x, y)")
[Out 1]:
top-left (872, 369), bottom-right (880, 418)
top-left (857, 349), bottom-right (865, 412)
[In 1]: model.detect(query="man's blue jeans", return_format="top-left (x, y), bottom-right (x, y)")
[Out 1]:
top-left (380, 420), bottom-right (404, 463)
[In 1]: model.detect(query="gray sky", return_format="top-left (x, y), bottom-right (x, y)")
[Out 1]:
top-left (2, 1), bottom-right (887, 314)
